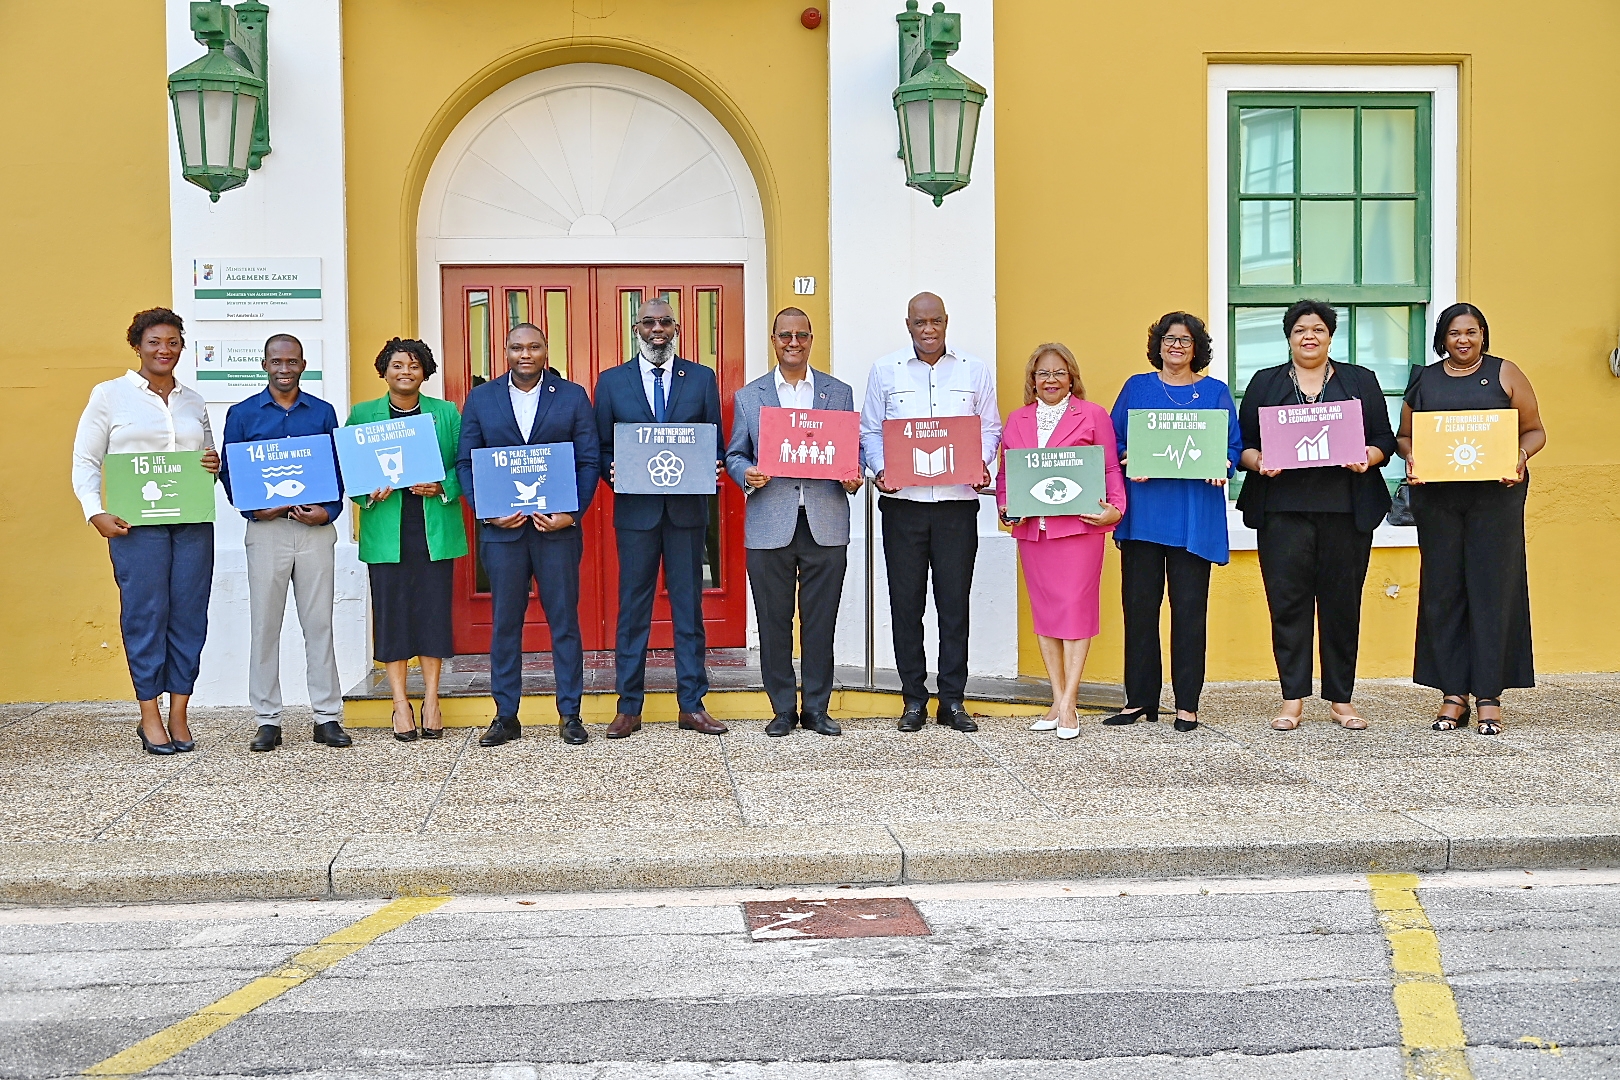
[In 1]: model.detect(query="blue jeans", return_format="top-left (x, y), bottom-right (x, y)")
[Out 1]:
top-left (107, 523), bottom-right (214, 701)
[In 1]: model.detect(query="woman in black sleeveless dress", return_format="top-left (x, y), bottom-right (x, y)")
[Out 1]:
top-left (1396, 304), bottom-right (1547, 735)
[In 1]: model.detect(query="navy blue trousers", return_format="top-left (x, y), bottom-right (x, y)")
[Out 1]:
top-left (483, 525), bottom-right (584, 718)
top-left (107, 523), bottom-right (214, 701)
top-left (615, 513), bottom-right (708, 714)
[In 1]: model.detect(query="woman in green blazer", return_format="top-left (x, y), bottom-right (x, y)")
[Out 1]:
top-left (348, 338), bottom-right (468, 741)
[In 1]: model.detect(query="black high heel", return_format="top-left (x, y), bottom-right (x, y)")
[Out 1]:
top-left (1432, 696), bottom-right (1470, 731)
top-left (1475, 698), bottom-right (1502, 736)
top-left (136, 722), bottom-right (177, 756)
top-left (1102, 708), bottom-right (1155, 726)
top-left (393, 702), bottom-right (419, 743)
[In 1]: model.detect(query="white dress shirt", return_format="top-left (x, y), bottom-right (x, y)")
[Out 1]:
top-left (72, 370), bottom-right (214, 520)
top-left (509, 374), bottom-right (542, 440)
top-left (639, 353), bottom-right (674, 416)
top-left (858, 346), bottom-right (1002, 502)
top-left (774, 365), bottom-right (817, 506)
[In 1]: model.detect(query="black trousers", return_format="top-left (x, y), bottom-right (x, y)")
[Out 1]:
top-left (1256, 511), bottom-right (1373, 702)
top-left (880, 497), bottom-right (978, 705)
top-left (1119, 539), bottom-right (1212, 714)
top-left (1412, 480), bottom-right (1534, 698)
top-left (747, 510), bottom-right (849, 718)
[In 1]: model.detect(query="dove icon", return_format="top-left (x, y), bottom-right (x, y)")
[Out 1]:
top-left (264, 478), bottom-right (307, 500)
top-left (512, 479), bottom-right (545, 509)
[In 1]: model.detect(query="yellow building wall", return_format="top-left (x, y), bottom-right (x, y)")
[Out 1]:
top-left (0, 1), bottom-right (174, 701)
top-left (339, 1), bottom-right (830, 389)
top-left (996, 1), bottom-right (1620, 684)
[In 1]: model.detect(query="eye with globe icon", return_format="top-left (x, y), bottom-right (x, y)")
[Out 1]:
top-left (1030, 476), bottom-right (1082, 505)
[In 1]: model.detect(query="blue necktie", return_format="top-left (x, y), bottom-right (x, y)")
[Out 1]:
top-left (652, 364), bottom-right (666, 423)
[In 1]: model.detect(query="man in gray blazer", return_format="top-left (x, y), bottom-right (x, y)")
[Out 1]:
top-left (726, 308), bottom-right (863, 736)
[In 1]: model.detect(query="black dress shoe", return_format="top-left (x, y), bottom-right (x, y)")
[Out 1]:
top-left (801, 712), bottom-right (842, 736)
top-left (559, 715), bottom-right (587, 745)
top-left (313, 721), bottom-right (353, 748)
top-left (136, 723), bottom-right (177, 756)
top-left (479, 715), bottom-right (521, 747)
top-left (897, 702), bottom-right (927, 732)
top-left (1102, 708), bottom-right (1155, 726)
top-left (938, 703), bottom-right (978, 732)
top-left (249, 724), bottom-right (282, 752)
top-left (766, 711), bottom-right (798, 737)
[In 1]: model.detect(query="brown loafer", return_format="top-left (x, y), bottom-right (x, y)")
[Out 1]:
top-left (678, 709), bottom-right (728, 735)
top-left (605, 713), bottom-right (642, 739)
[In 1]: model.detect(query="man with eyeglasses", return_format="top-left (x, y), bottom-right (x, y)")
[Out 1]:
top-left (594, 298), bottom-right (726, 738)
top-left (858, 292), bottom-right (1002, 733)
top-left (725, 307), bottom-right (863, 737)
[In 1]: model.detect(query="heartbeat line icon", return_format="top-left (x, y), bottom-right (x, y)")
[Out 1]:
top-left (1153, 435), bottom-right (1203, 469)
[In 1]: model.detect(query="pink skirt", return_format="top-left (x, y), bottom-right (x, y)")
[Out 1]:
top-left (1019, 531), bottom-right (1105, 640)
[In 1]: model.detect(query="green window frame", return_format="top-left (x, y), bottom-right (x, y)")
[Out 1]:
top-left (1227, 92), bottom-right (1433, 493)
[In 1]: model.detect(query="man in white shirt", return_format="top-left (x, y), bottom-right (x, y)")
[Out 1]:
top-left (858, 293), bottom-right (1002, 733)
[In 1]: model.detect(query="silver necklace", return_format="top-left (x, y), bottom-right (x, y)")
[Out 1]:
top-left (1158, 374), bottom-right (1200, 406)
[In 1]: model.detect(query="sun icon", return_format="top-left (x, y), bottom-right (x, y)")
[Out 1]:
top-left (1446, 437), bottom-right (1484, 473)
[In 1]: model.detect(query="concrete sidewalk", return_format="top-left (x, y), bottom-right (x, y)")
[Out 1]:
top-left (3, 676), bottom-right (1619, 905)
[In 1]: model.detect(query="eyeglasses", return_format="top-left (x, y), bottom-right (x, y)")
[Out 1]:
top-left (775, 331), bottom-right (812, 343)
top-left (1032, 369), bottom-right (1069, 381)
top-left (1161, 336), bottom-right (1193, 348)
top-left (638, 317), bottom-right (676, 329)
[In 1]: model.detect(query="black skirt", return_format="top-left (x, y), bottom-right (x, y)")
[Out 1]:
top-left (369, 490), bottom-right (454, 662)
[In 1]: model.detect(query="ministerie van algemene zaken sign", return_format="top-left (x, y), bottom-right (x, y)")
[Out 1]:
top-left (190, 339), bottom-right (323, 403)
top-left (193, 258), bottom-right (321, 320)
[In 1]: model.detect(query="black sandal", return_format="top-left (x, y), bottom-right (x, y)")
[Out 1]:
top-left (1475, 698), bottom-right (1502, 736)
top-left (1432, 696), bottom-right (1470, 731)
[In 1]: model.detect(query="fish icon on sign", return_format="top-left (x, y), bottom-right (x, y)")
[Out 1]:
top-left (264, 478), bottom-right (307, 500)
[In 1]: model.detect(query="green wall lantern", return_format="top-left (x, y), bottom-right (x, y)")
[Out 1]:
top-left (167, 0), bottom-right (272, 202)
top-left (893, 1), bottom-right (986, 206)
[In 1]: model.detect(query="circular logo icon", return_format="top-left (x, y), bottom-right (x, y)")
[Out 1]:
top-left (1030, 477), bottom-right (1082, 506)
top-left (648, 449), bottom-right (685, 487)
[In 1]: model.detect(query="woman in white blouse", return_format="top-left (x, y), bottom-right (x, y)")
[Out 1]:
top-left (72, 309), bottom-right (220, 755)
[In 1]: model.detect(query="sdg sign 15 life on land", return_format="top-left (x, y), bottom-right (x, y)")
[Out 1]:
top-left (103, 452), bottom-right (216, 525)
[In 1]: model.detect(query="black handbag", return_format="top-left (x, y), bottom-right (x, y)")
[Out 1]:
top-left (1387, 480), bottom-right (1415, 527)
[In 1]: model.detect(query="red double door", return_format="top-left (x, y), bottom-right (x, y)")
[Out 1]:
top-left (440, 265), bottom-right (747, 655)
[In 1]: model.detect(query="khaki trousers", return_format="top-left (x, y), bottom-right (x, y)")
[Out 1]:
top-left (245, 516), bottom-right (342, 724)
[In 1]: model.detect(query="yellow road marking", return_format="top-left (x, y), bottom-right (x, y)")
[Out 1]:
top-left (1368, 873), bottom-right (1474, 1080)
top-left (83, 895), bottom-right (449, 1077)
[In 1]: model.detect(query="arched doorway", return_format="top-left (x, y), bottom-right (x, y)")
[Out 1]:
top-left (417, 64), bottom-right (767, 654)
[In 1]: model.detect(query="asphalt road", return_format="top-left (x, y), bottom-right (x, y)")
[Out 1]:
top-left (1, 870), bottom-right (1616, 1079)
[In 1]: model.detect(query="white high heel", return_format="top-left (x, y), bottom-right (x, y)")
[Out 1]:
top-left (1056, 711), bottom-right (1081, 740)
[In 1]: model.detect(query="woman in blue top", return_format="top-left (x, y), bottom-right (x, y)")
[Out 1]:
top-left (1106, 312), bottom-right (1241, 732)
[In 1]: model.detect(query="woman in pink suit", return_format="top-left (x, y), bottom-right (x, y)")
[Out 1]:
top-left (997, 343), bottom-right (1126, 740)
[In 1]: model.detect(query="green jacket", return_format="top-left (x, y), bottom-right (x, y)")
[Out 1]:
top-left (346, 394), bottom-right (469, 563)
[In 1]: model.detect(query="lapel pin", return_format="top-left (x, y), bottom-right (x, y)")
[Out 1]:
top-left (549, 385), bottom-right (556, 392)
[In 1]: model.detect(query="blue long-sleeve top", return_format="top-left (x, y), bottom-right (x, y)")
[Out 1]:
top-left (1109, 371), bottom-right (1242, 565)
top-left (219, 388), bottom-right (344, 523)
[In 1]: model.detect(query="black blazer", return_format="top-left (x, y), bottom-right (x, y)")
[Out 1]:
top-left (1236, 362), bottom-right (1398, 534)
top-left (594, 356), bottom-right (723, 530)
top-left (454, 370), bottom-right (601, 544)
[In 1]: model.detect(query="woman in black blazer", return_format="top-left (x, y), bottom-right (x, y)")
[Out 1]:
top-left (1237, 300), bottom-right (1397, 731)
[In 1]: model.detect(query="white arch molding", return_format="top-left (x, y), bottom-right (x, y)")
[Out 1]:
top-left (416, 63), bottom-right (769, 391)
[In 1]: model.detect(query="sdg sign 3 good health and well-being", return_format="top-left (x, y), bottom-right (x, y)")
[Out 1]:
top-left (613, 424), bottom-right (719, 495)
top-left (103, 452), bottom-right (216, 525)
top-left (224, 435), bottom-right (341, 512)
top-left (757, 407), bottom-right (860, 482)
top-left (881, 416), bottom-right (984, 488)
top-left (333, 414), bottom-right (446, 497)
top-left (1126, 410), bottom-right (1230, 480)
top-left (471, 444), bottom-right (579, 518)
top-left (1411, 409), bottom-right (1520, 481)
top-left (1257, 397), bottom-right (1366, 470)
top-left (1002, 447), bottom-right (1108, 520)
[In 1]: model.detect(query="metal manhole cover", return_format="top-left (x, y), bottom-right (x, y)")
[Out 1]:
top-left (742, 896), bottom-right (932, 941)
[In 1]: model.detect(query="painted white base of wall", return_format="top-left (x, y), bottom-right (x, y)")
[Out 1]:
top-left (192, 547), bottom-right (370, 710)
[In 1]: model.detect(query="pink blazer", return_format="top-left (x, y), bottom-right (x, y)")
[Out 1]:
top-left (995, 396), bottom-right (1126, 541)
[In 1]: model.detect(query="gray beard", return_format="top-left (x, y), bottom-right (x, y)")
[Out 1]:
top-left (640, 340), bottom-right (676, 366)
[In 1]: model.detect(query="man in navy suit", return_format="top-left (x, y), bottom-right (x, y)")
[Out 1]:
top-left (456, 323), bottom-right (600, 748)
top-left (594, 298), bottom-right (726, 738)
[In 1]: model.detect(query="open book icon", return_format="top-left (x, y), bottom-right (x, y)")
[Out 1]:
top-left (912, 445), bottom-right (954, 478)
